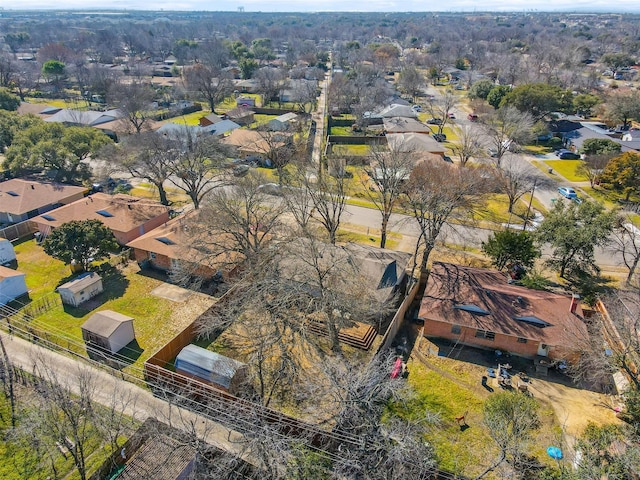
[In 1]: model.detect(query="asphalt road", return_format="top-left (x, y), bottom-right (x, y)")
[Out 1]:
top-left (1, 332), bottom-right (249, 459)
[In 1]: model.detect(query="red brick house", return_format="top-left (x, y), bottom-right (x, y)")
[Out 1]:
top-left (418, 262), bottom-right (589, 361)
top-left (126, 211), bottom-right (243, 281)
top-left (32, 193), bottom-right (169, 246)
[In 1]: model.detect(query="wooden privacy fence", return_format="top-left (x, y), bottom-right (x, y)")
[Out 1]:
top-left (376, 280), bottom-right (420, 354)
top-left (0, 220), bottom-right (37, 241)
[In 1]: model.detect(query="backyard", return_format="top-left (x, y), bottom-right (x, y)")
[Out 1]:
top-left (10, 238), bottom-right (215, 378)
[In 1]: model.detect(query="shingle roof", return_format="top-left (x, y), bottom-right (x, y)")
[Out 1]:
top-left (386, 132), bottom-right (447, 154)
top-left (33, 193), bottom-right (168, 236)
top-left (81, 310), bottom-right (133, 338)
top-left (0, 179), bottom-right (88, 216)
top-left (418, 262), bottom-right (588, 348)
top-left (57, 272), bottom-right (101, 294)
top-left (118, 433), bottom-right (195, 480)
top-left (383, 117), bottom-right (433, 134)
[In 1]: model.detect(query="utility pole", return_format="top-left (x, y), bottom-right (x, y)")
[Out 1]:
top-left (523, 178), bottom-right (537, 231)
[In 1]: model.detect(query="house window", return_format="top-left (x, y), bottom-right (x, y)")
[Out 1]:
top-left (517, 337), bottom-right (528, 344)
top-left (451, 324), bottom-right (461, 334)
top-left (475, 330), bottom-right (495, 341)
top-left (149, 252), bottom-right (156, 260)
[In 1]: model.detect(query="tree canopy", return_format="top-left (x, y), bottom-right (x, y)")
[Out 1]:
top-left (536, 200), bottom-right (617, 277)
top-left (580, 138), bottom-right (621, 156)
top-left (4, 122), bottom-right (111, 182)
top-left (598, 152), bottom-right (640, 201)
top-left (500, 83), bottom-right (572, 121)
top-left (482, 230), bottom-right (540, 272)
top-left (43, 220), bottom-right (119, 270)
top-left (0, 88), bottom-right (20, 111)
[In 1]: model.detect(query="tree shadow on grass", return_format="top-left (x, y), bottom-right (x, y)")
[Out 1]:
top-left (60, 265), bottom-right (130, 318)
top-left (87, 339), bottom-right (144, 370)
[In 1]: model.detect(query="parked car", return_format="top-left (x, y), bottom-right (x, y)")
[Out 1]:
top-left (433, 133), bottom-right (447, 142)
top-left (427, 118), bottom-right (443, 125)
top-left (443, 155), bottom-right (453, 163)
top-left (411, 104), bottom-right (422, 112)
top-left (467, 113), bottom-right (479, 122)
top-left (447, 112), bottom-right (456, 119)
top-left (488, 147), bottom-right (499, 158)
top-left (558, 186), bottom-right (578, 200)
top-left (257, 183), bottom-right (283, 196)
top-left (558, 150), bottom-right (580, 160)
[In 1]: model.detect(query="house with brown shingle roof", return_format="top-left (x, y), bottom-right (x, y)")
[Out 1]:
top-left (418, 262), bottom-right (588, 361)
top-left (32, 193), bottom-right (169, 246)
top-left (225, 106), bottom-right (255, 126)
top-left (126, 210), bottom-right (243, 281)
top-left (383, 117), bottom-right (433, 134)
top-left (0, 179), bottom-right (87, 225)
top-left (221, 128), bottom-right (289, 160)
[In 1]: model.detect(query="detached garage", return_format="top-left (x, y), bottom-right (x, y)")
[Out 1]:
top-left (81, 310), bottom-right (135, 354)
top-left (0, 266), bottom-right (27, 305)
top-left (175, 344), bottom-right (247, 394)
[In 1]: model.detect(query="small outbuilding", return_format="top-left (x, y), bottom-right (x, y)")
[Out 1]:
top-left (175, 344), bottom-right (247, 393)
top-left (268, 112), bottom-right (298, 131)
top-left (0, 266), bottom-right (28, 305)
top-left (0, 239), bottom-right (16, 265)
top-left (81, 310), bottom-right (135, 354)
top-left (57, 272), bottom-right (103, 307)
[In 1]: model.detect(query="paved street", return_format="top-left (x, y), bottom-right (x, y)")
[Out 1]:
top-left (1, 332), bottom-right (249, 460)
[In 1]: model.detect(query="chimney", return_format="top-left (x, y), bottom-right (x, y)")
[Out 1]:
top-left (89, 196), bottom-right (93, 202)
top-left (570, 294), bottom-right (580, 314)
top-left (31, 184), bottom-right (35, 189)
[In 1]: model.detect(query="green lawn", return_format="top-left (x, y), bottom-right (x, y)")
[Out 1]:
top-left (164, 109), bottom-right (210, 126)
top-left (12, 239), bottom-right (212, 377)
top-left (543, 159), bottom-right (588, 182)
top-left (475, 193), bottom-right (535, 225)
top-left (331, 144), bottom-right (371, 155)
top-left (329, 126), bottom-right (355, 136)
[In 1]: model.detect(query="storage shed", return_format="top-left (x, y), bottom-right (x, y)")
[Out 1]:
top-left (0, 266), bottom-right (27, 305)
top-left (81, 310), bottom-right (135, 354)
top-left (0, 239), bottom-right (16, 265)
top-left (175, 344), bottom-right (247, 393)
top-left (57, 272), bottom-right (103, 307)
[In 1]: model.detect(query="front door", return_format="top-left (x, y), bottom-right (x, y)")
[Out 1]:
top-left (537, 343), bottom-right (549, 357)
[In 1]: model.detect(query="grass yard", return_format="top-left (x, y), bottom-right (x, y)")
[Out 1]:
top-left (474, 193), bottom-right (534, 225)
top-left (328, 126), bottom-right (355, 136)
top-left (331, 144), bottom-right (370, 155)
top-left (336, 225), bottom-right (401, 250)
top-left (390, 353), bottom-right (561, 478)
top-left (163, 109), bottom-right (211, 126)
top-left (12, 239), bottom-right (214, 377)
top-left (543, 159), bottom-right (588, 182)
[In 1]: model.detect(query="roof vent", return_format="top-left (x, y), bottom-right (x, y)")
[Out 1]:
top-left (156, 237), bottom-right (175, 245)
top-left (514, 316), bottom-right (551, 328)
top-left (7, 191), bottom-right (19, 197)
top-left (42, 214), bottom-right (56, 221)
top-left (96, 210), bottom-right (113, 217)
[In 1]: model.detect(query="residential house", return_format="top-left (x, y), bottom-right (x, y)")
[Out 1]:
top-left (0, 266), bottom-right (27, 305)
top-left (221, 128), bottom-right (289, 161)
top-left (0, 179), bottom-right (87, 225)
top-left (278, 78), bottom-right (318, 103)
top-left (268, 112), bottom-right (298, 131)
top-left (233, 79), bottom-right (259, 94)
top-left (383, 117), bottom-right (433, 134)
top-left (0, 239), bottom-right (16, 265)
top-left (126, 210), bottom-right (244, 282)
top-left (81, 310), bottom-right (135, 354)
top-left (386, 132), bottom-right (447, 157)
top-left (236, 96), bottom-right (256, 108)
top-left (418, 262), bottom-right (589, 361)
top-left (201, 119), bottom-right (240, 137)
top-left (199, 113), bottom-right (224, 126)
top-left (225, 106), bottom-right (255, 126)
top-left (175, 344), bottom-right (248, 394)
top-left (377, 104), bottom-right (418, 119)
top-left (57, 272), bottom-right (103, 307)
top-left (32, 193), bottom-right (170, 246)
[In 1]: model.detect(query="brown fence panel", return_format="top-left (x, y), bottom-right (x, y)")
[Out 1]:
top-left (377, 280), bottom-right (420, 354)
top-left (0, 220), bottom-right (37, 241)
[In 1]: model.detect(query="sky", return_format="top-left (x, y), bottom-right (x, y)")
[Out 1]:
top-left (3, 0), bottom-right (640, 13)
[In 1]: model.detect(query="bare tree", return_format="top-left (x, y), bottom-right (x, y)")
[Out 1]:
top-left (255, 126), bottom-right (304, 185)
top-left (184, 65), bottom-right (234, 113)
top-left (365, 143), bottom-right (416, 248)
top-left (493, 162), bottom-right (538, 214)
top-left (610, 217), bottom-right (640, 285)
top-left (475, 391), bottom-right (540, 479)
top-left (576, 154), bottom-right (612, 188)
top-left (103, 132), bottom-right (173, 205)
top-left (482, 106), bottom-right (534, 167)
top-left (164, 129), bottom-right (233, 209)
top-left (404, 159), bottom-right (488, 279)
top-left (427, 89), bottom-right (457, 135)
top-left (397, 65), bottom-right (424, 102)
top-left (307, 168), bottom-right (348, 245)
top-left (450, 125), bottom-right (483, 166)
top-left (108, 80), bottom-right (155, 134)
top-left (255, 67), bottom-right (286, 106)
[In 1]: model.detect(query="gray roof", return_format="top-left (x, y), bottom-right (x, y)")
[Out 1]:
top-left (81, 310), bottom-right (133, 338)
top-left (272, 112), bottom-right (298, 123)
top-left (378, 104), bottom-right (418, 118)
top-left (562, 122), bottom-right (640, 153)
top-left (175, 344), bottom-right (246, 389)
top-left (58, 272), bottom-right (102, 294)
top-left (44, 109), bottom-right (122, 126)
top-left (201, 119), bottom-right (240, 136)
top-left (386, 132), bottom-right (446, 154)
top-left (119, 433), bottom-right (195, 480)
